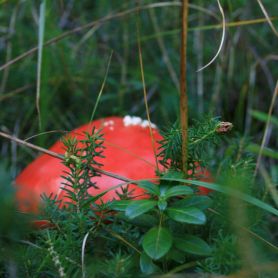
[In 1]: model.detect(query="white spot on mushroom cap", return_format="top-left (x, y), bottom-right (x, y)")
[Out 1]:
top-left (104, 120), bottom-right (115, 127)
top-left (123, 115), bottom-right (157, 129)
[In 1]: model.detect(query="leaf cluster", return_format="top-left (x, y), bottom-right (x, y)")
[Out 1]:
top-left (109, 178), bottom-right (213, 274)
top-left (158, 117), bottom-right (223, 174)
top-left (61, 128), bottom-right (105, 213)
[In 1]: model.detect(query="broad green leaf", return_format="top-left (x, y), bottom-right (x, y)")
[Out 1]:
top-left (166, 248), bottom-right (186, 263)
top-left (142, 227), bottom-right (173, 260)
top-left (166, 206), bottom-right (206, 224)
top-left (109, 200), bottom-right (132, 211)
top-left (164, 186), bottom-right (193, 199)
top-left (117, 213), bottom-right (158, 227)
top-left (128, 214), bottom-right (159, 227)
top-left (140, 253), bottom-right (160, 274)
top-left (137, 181), bottom-right (160, 196)
top-left (125, 200), bottom-right (157, 219)
top-left (175, 235), bottom-right (212, 256)
top-left (160, 177), bottom-right (278, 217)
top-left (173, 196), bottom-right (212, 210)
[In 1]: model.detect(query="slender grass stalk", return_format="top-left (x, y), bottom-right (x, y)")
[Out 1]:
top-left (0, 131), bottom-right (131, 183)
top-left (0, 2), bottom-right (276, 72)
top-left (180, 0), bottom-right (189, 174)
top-left (257, 0), bottom-right (278, 37)
top-left (254, 81), bottom-right (278, 176)
top-left (36, 0), bottom-right (46, 130)
top-left (136, 9), bottom-right (159, 172)
top-left (197, 0), bottom-right (226, 72)
top-left (89, 51), bottom-right (113, 123)
top-left (0, 2), bottom-right (184, 72)
top-left (139, 16), bottom-right (278, 43)
top-left (81, 232), bottom-right (89, 278)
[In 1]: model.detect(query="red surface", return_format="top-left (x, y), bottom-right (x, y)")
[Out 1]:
top-left (15, 117), bottom-right (163, 212)
top-left (15, 116), bottom-right (213, 213)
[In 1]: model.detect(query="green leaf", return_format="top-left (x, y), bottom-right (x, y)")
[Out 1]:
top-left (117, 213), bottom-right (158, 227)
top-left (166, 248), bottom-right (186, 263)
top-left (166, 206), bottom-right (206, 224)
top-left (247, 144), bottom-right (278, 160)
top-left (173, 196), bottom-right (212, 210)
top-left (137, 181), bottom-right (160, 196)
top-left (125, 200), bottom-right (157, 219)
top-left (109, 200), bottom-right (132, 211)
top-left (140, 253), bottom-right (160, 274)
top-left (175, 235), bottom-right (212, 256)
top-left (142, 227), bottom-right (173, 260)
top-left (127, 214), bottom-right (159, 227)
top-left (161, 177), bottom-right (278, 217)
top-left (157, 200), bottom-right (167, 211)
top-left (250, 110), bottom-right (278, 127)
top-left (164, 186), bottom-right (193, 199)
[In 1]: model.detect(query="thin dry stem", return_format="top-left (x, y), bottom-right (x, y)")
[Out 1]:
top-left (0, 84), bottom-right (33, 102)
top-left (0, 130), bottom-right (132, 183)
top-left (259, 165), bottom-right (278, 207)
top-left (36, 1), bottom-right (46, 130)
top-left (197, 0), bottom-right (226, 72)
top-left (0, 2), bottom-right (182, 72)
top-left (81, 232), bottom-right (89, 278)
top-left (180, 0), bottom-right (189, 174)
top-left (254, 80), bottom-right (278, 176)
top-left (136, 10), bottom-right (159, 172)
top-left (257, 0), bottom-right (278, 37)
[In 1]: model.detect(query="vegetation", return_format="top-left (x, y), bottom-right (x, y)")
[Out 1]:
top-left (0, 0), bottom-right (278, 277)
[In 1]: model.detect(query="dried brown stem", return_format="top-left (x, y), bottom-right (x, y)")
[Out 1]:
top-left (180, 0), bottom-right (189, 174)
top-left (0, 131), bottom-right (131, 183)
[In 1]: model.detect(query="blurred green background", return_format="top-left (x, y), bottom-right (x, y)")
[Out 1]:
top-left (0, 0), bottom-right (277, 176)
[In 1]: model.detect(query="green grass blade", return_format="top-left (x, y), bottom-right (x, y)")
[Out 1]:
top-left (36, 0), bottom-right (46, 130)
top-left (161, 177), bottom-right (278, 217)
top-left (250, 110), bottom-right (278, 127)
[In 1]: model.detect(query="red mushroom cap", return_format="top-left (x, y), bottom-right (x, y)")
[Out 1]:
top-left (15, 116), bottom-right (213, 213)
top-left (15, 116), bottom-right (163, 212)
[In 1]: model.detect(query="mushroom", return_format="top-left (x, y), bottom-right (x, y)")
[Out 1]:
top-left (15, 116), bottom-right (163, 212)
top-left (15, 116), bottom-right (213, 213)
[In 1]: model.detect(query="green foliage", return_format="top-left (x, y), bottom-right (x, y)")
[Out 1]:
top-left (158, 117), bottom-right (222, 173)
top-left (197, 231), bottom-right (241, 275)
top-left (109, 174), bottom-right (212, 272)
top-left (1, 120), bottom-right (277, 277)
top-left (174, 235), bottom-right (212, 256)
top-left (62, 128), bottom-right (105, 212)
top-left (1, 0), bottom-right (278, 276)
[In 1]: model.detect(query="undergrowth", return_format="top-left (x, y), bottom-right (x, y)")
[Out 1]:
top-left (0, 0), bottom-right (278, 277)
top-left (1, 118), bottom-right (277, 277)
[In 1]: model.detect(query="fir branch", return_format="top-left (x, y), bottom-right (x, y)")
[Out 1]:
top-left (62, 128), bottom-right (105, 211)
top-left (158, 118), bottom-right (230, 172)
